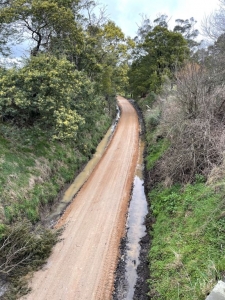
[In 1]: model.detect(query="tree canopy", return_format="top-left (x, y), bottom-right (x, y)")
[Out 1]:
top-left (0, 4), bottom-right (201, 134)
top-left (129, 24), bottom-right (189, 97)
top-left (0, 0), bottom-right (134, 139)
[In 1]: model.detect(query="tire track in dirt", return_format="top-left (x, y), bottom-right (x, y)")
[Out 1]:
top-left (21, 96), bottom-right (139, 300)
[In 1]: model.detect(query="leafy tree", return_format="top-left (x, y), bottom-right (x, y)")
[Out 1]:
top-left (74, 19), bottom-right (132, 99)
top-left (135, 14), bottom-right (169, 44)
top-left (153, 14), bottom-right (168, 28)
top-left (174, 17), bottom-right (199, 50)
top-left (135, 17), bottom-right (153, 43)
top-left (129, 25), bottom-right (189, 97)
top-left (0, 0), bottom-right (133, 139)
top-left (0, 0), bottom-right (83, 56)
top-left (0, 1), bottom-right (19, 55)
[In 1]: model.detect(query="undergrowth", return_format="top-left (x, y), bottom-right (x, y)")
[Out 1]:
top-left (145, 133), bottom-right (169, 170)
top-left (0, 222), bottom-right (60, 300)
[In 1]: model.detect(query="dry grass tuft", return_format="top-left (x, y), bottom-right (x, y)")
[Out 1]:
top-left (34, 157), bottom-right (51, 180)
top-left (167, 249), bottom-right (183, 270)
top-left (207, 159), bottom-right (225, 185)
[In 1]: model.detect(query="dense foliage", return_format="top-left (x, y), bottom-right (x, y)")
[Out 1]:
top-left (1, 56), bottom-right (81, 138)
top-left (128, 15), bottom-right (197, 97)
top-left (129, 26), bottom-right (189, 96)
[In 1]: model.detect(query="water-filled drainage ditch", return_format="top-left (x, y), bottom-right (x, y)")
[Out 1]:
top-left (113, 140), bottom-right (148, 299)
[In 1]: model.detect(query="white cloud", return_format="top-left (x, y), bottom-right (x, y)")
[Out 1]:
top-left (0, 57), bottom-right (23, 68)
top-left (172, 0), bottom-right (220, 29)
top-left (101, 0), bottom-right (220, 37)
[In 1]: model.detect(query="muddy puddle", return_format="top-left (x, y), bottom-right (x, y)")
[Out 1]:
top-left (114, 141), bottom-right (148, 300)
top-left (46, 107), bottom-right (120, 225)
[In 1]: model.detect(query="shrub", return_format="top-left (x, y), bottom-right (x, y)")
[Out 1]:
top-left (0, 54), bottom-right (106, 140)
top-left (145, 108), bottom-right (161, 130)
top-left (154, 62), bottom-right (225, 183)
top-left (0, 221), bottom-right (58, 278)
top-left (161, 118), bottom-right (224, 183)
top-left (137, 92), bottom-right (156, 112)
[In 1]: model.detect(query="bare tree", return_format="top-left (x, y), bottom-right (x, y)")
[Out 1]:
top-left (73, 0), bottom-right (108, 30)
top-left (202, 0), bottom-right (225, 40)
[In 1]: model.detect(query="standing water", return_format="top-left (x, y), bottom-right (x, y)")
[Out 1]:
top-left (114, 141), bottom-right (148, 299)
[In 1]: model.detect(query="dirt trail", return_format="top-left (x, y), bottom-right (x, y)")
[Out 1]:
top-left (22, 96), bottom-right (139, 300)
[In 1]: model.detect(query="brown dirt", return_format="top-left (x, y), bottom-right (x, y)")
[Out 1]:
top-left (21, 96), bottom-right (139, 300)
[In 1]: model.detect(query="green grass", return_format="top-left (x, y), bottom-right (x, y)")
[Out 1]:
top-left (148, 176), bottom-right (225, 299)
top-left (0, 113), bottom-right (111, 224)
top-left (146, 136), bottom-right (169, 170)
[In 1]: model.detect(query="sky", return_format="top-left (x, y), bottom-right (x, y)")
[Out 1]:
top-left (100, 0), bottom-right (220, 38)
top-left (6, 0), bottom-right (221, 61)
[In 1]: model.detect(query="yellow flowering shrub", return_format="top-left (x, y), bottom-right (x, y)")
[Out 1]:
top-left (0, 54), bottom-right (104, 140)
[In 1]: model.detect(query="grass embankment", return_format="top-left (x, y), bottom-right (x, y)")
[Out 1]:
top-left (149, 178), bottom-right (225, 299)
top-left (137, 92), bottom-right (225, 299)
top-left (0, 115), bottom-right (111, 223)
top-left (0, 114), bottom-right (111, 299)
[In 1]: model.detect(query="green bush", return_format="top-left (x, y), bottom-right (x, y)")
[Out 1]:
top-left (145, 108), bottom-right (161, 129)
top-left (0, 54), bottom-right (107, 140)
top-left (137, 92), bottom-right (156, 111)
